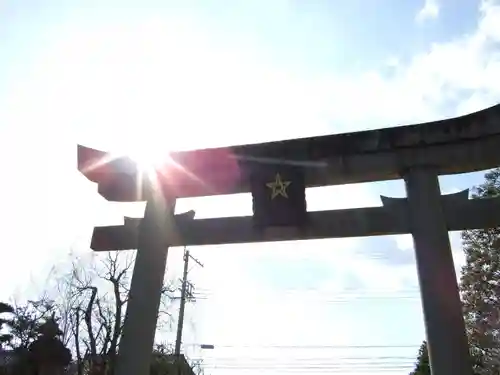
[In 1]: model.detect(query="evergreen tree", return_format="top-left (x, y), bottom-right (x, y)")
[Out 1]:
top-left (460, 168), bottom-right (500, 375)
top-left (409, 341), bottom-right (430, 375)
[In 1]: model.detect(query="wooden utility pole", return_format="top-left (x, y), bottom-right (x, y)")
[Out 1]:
top-left (175, 248), bottom-right (203, 356)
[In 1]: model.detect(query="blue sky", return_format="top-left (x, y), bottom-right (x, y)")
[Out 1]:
top-left (1, 0), bottom-right (500, 374)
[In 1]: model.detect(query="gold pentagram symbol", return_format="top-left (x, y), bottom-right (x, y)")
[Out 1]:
top-left (266, 173), bottom-right (291, 199)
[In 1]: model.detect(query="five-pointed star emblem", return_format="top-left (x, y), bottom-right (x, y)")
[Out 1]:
top-left (266, 173), bottom-right (291, 199)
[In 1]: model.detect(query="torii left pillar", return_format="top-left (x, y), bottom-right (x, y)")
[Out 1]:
top-left (115, 192), bottom-right (176, 375)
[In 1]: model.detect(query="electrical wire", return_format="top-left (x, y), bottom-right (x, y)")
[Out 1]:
top-left (199, 366), bottom-right (411, 373)
top-left (191, 355), bottom-right (415, 360)
top-left (191, 295), bottom-right (419, 302)
top-left (186, 344), bottom-right (419, 373)
top-left (183, 288), bottom-right (421, 373)
top-left (196, 359), bottom-right (415, 373)
top-left (196, 359), bottom-right (415, 368)
top-left (174, 284), bottom-right (418, 294)
top-left (193, 286), bottom-right (420, 295)
top-left (190, 292), bottom-right (420, 303)
top-left (185, 344), bottom-right (420, 349)
top-left (201, 364), bottom-right (413, 368)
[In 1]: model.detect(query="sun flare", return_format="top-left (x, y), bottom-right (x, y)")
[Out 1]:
top-left (127, 146), bottom-right (171, 170)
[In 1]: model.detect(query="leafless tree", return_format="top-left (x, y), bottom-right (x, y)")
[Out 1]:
top-left (46, 251), bottom-right (177, 375)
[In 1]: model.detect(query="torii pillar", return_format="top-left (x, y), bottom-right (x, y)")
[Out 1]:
top-left (114, 193), bottom-right (176, 375)
top-left (77, 145), bottom-right (183, 375)
top-left (405, 167), bottom-right (471, 375)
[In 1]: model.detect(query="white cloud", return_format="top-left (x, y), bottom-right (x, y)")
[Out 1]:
top-left (415, 0), bottom-right (440, 23)
top-left (480, 0), bottom-right (500, 40)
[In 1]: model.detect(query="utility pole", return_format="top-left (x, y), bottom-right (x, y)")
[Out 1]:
top-left (175, 248), bottom-right (203, 356)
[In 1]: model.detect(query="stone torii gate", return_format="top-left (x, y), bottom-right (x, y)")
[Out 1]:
top-left (78, 103), bottom-right (500, 375)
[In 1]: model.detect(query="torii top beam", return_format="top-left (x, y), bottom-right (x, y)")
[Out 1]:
top-left (78, 103), bottom-right (500, 201)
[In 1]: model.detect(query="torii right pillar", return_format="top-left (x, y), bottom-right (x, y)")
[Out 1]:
top-left (404, 166), bottom-right (472, 375)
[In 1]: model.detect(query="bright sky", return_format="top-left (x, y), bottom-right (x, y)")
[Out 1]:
top-left (1, 0), bottom-right (500, 374)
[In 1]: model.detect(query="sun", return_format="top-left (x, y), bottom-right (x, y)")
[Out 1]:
top-left (127, 147), bottom-right (170, 168)
top-left (116, 138), bottom-right (209, 195)
top-left (109, 141), bottom-right (175, 177)
top-left (127, 145), bottom-right (171, 170)
top-left (110, 128), bottom-right (196, 182)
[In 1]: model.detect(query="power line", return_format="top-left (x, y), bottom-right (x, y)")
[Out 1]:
top-left (195, 359), bottom-right (415, 368)
top-left (194, 286), bottom-right (420, 293)
top-left (191, 288), bottom-right (421, 303)
top-left (193, 287), bottom-right (420, 296)
top-left (189, 355), bottom-right (416, 362)
top-left (191, 294), bottom-right (420, 303)
top-left (198, 358), bottom-right (415, 371)
top-left (190, 346), bottom-right (419, 373)
top-left (200, 365), bottom-right (413, 373)
top-left (194, 291), bottom-right (420, 296)
top-left (199, 360), bottom-right (415, 366)
top-left (200, 370), bottom-right (409, 374)
top-left (202, 366), bottom-right (413, 369)
top-left (184, 343), bottom-right (421, 350)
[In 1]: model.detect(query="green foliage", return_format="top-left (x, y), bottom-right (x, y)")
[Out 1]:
top-left (150, 344), bottom-right (204, 375)
top-left (1, 305), bottom-right (73, 375)
top-left (460, 168), bottom-right (500, 375)
top-left (409, 341), bottom-right (430, 375)
top-left (0, 300), bottom-right (58, 375)
top-left (6, 300), bottom-right (55, 350)
top-left (0, 303), bottom-right (13, 314)
top-left (0, 302), bottom-right (14, 349)
top-left (28, 316), bottom-right (72, 369)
